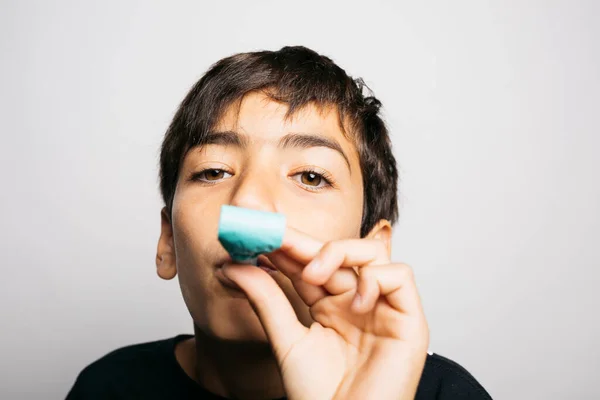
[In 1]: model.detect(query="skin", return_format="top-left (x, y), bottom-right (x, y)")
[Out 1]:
top-left (156, 91), bottom-right (429, 399)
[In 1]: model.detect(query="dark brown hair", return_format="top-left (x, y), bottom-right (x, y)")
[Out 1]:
top-left (159, 46), bottom-right (398, 237)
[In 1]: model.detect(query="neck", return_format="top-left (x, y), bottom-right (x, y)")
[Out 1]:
top-left (181, 324), bottom-right (286, 400)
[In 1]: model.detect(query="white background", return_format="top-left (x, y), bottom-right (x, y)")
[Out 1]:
top-left (1, 1), bottom-right (598, 398)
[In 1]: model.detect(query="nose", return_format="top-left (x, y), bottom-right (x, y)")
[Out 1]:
top-left (228, 165), bottom-right (278, 213)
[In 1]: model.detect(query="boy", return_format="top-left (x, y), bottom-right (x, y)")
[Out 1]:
top-left (67, 46), bottom-right (492, 399)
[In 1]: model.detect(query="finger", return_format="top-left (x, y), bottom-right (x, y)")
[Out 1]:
top-left (268, 250), bottom-right (357, 301)
top-left (351, 263), bottom-right (423, 315)
top-left (351, 270), bottom-right (380, 313)
top-left (221, 263), bottom-right (307, 358)
top-left (274, 226), bottom-right (367, 296)
top-left (302, 239), bottom-right (390, 286)
top-left (265, 251), bottom-right (327, 306)
top-left (277, 225), bottom-right (324, 264)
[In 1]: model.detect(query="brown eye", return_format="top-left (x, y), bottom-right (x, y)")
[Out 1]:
top-left (205, 169), bottom-right (225, 181)
top-left (291, 169), bottom-right (334, 192)
top-left (192, 168), bottom-right (233, 184)
top-left (301, 171), bottom-right (322, 186)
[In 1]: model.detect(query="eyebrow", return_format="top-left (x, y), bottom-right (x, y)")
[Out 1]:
top-left (202, 130), bottom-right (352, 173)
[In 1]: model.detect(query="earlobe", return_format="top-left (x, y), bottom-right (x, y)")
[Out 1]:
top-left (366, 219), bottom-right (393, 258)
top-left (156, 207), bottom-right (177, 280)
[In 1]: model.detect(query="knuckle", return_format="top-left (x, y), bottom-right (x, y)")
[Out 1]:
top-left (360, 267), bottom-right (376, 281)
top-left (374, 239), bottom-right (387, 254)
top-left (361, 270), bottom-right (380, 292)
top-left (311, 299), bottom-right (336, 321)
top-left (405, 266), bottom-right (415, 281)
top-left (321, 240), bottom-right (337, 255)
top-left (398, 263), bottom-right (415, 280)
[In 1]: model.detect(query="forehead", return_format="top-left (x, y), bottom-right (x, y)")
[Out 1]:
top-left (214, 92), bottom-right (358, 155)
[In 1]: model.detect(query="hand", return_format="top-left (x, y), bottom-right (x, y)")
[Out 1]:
top-left (222, 227), bottom-right (429, 400)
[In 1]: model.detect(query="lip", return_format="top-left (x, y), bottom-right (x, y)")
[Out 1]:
top-left (214, 267), bottom-right (245, 293)
top-left (216, 254), bottom-right (276, 270)
top-left (217, 254), bottom-right (233, 267)
top-left (215, 254), bottom-right (279, 290)
top-left (214, 254), bottom-right (278, 293)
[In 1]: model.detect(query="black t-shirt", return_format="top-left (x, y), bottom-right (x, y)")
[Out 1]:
top-left (66, 334), bottom-right (492, 399)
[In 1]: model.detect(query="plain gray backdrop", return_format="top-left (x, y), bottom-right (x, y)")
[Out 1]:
top-left (1, 0), bottom-right (598, 398)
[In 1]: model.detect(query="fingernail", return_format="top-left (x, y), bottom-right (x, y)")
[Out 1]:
top-left (306, 258), bottom-right (320, 272)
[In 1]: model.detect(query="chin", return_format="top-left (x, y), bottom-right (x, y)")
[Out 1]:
top-left (201, 297), bottom-right (270, 343)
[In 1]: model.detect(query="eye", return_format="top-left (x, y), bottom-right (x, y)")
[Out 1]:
top-left (191, 168), bottom-right (233, 184)
top-left (301, 171), bottom-right (322, 186)
top-left (291, 169), bottom-right (334, 192)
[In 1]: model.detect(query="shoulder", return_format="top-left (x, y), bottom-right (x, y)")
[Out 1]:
top-left (416, 352), bottom-right (492, 399)
top-left (66, 335), bottom-right (188, 399)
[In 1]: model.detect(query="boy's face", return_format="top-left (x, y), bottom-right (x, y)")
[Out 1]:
top-left (157, 92), bottom-right (367, 341)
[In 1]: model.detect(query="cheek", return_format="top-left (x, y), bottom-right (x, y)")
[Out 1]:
top-left (171, 195), bottom-right (223, 270)
top-left (286, 201), bottom-right (362, 241)
top-left (284, 174), bottom-right (364, 239)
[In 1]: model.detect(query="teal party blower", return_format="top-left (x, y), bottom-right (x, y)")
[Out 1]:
top-left (217, 205), bottom-right (287, 265)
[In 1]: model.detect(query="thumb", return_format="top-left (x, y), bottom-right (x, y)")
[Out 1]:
top-left (222, 264), bottom-right (307, 359)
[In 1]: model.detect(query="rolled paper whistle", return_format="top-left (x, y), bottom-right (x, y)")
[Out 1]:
top-left (218, 205), bottom-right (286, 265)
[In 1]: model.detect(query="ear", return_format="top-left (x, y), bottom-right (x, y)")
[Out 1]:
top-left (156, 207), bottom-right (177, 280)
top-left (364, 219), bottom-right (393, 259)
